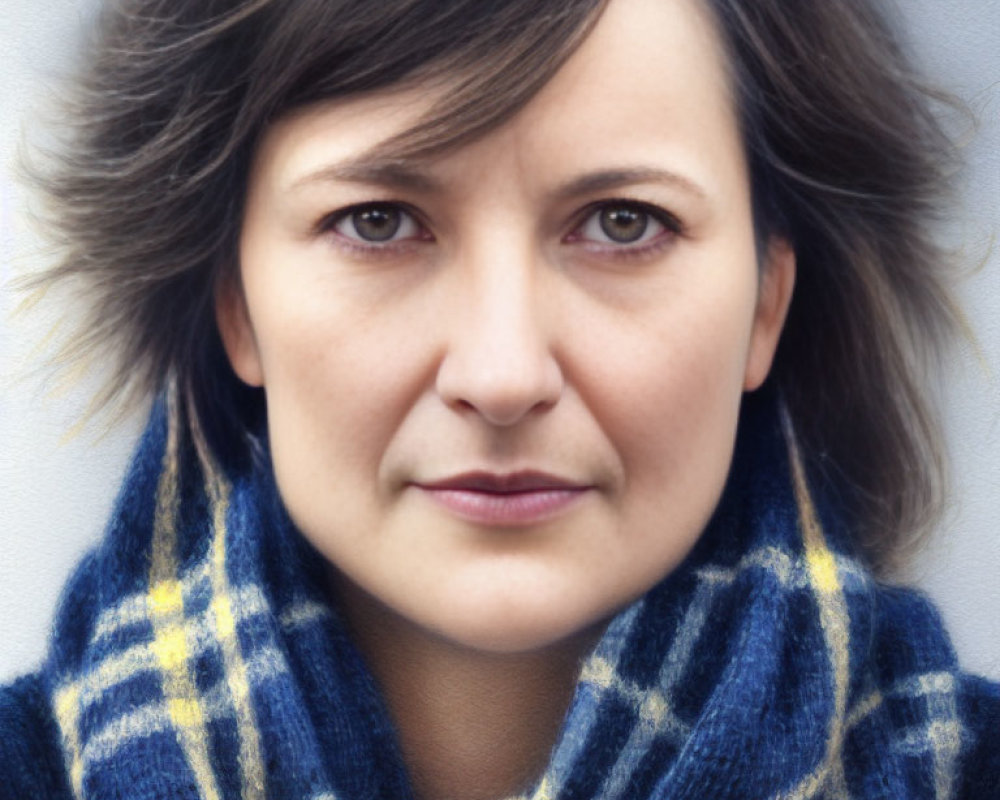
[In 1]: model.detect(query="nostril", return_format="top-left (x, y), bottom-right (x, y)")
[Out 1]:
top-left (436, 353), bottom-right (564, 427)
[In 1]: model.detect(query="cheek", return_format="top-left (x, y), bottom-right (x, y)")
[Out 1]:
top-left (615, 341), bottom-right (745, 501)
top-left (586, 291), bottom-right (752, 458)
top-left (573, 280), bottom-right (756, 558)
top-left (239, 277), bottom-right (411, 532)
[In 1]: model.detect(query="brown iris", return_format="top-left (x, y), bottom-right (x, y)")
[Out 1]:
top-left (352, 205), bottom-right (402, 242)
top-left (598, 206), bottom-right (648, 243)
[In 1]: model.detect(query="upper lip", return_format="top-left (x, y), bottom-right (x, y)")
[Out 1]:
top-left (416, 470), bottom-right (588, 493)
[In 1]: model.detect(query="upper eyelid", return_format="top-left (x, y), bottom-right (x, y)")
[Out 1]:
top-left (312, 202), bottom-right (432, 254)
top-left (567, 199), bottom-right (684, 240)
top-left (316, 200), bottom-right (428, 229)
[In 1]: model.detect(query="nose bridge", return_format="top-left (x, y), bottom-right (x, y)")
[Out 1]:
top-left (435, 234), bottom-right (563, 426)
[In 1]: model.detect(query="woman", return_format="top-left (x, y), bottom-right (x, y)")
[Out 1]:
top-left (1, 0), bottom-right (997, 798)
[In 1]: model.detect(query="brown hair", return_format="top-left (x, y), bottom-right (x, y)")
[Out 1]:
top-left (706, 0), bottom-right (959, 570)
top-left (27, 0), bottom-right (958, 573)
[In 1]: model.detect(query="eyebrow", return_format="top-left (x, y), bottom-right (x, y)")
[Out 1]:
top-left (552, 167), bottom-right (708, 202)
top-left (290, 159), bottom-right (707, 202)
top-left (290, 158), bottom-right (442, 193)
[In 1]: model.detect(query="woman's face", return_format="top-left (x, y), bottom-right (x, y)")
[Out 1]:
top-left (220, 0), bottom-right (794, 653)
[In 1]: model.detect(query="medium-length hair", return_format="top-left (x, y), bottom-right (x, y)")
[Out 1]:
top-left (28, 0), bottom-right (959, 574)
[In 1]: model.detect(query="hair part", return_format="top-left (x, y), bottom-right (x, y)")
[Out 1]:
top-left (27, 0), bottom-right (959, 574)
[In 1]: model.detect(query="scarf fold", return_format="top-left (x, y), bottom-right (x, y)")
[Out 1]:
top-left (40, 388), bottom-right (998, 799)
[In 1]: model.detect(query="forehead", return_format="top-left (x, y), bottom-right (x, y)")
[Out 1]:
top-left (251, 0), bottom-right (743, 206)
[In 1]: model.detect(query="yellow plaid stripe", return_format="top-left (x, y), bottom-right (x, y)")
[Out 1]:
top-left (204, 463), bottom-right (265, 798)
top-left (146, 390), bottom-right (223, 800)
top-left (776, 409), bottom-right (851, 800)
top-left (53, 683), bottom-right (85, 800)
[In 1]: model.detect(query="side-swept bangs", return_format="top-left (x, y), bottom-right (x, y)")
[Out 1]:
top-left (28, 0), bottom-right (605, 461)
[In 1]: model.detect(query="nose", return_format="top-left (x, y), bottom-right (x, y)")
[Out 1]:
top-left (435, 252), bottom-right (564, 427)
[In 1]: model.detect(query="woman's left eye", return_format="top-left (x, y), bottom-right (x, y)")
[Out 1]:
top-left (572, 202), bottom-right (678, 248)
top-left (328, 203), bottom-right (424, 244)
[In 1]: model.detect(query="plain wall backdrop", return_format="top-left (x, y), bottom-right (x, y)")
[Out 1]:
top-left (2, 0), bottom-right (998, 682)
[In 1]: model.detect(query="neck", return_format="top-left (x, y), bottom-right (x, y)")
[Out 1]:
top-left (333, 577), bottom-right (599, 800)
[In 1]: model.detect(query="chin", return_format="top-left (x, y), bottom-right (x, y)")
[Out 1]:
top-left (425, 594), bottom-right (617, 656)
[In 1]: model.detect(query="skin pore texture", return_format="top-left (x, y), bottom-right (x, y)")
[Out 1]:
top-left (218, 0), bottom-right (795, 797)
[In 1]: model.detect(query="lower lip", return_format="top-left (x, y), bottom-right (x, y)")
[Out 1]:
top-left (418, 487), bottom-right (589, 527)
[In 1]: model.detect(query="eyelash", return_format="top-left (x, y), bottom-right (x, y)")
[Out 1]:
top-left (316, 199), bottom-right (683, 260)
top-left (316, 202), bottom-right (431, 256)
top-left (565, 199), bottom-right (683, 260)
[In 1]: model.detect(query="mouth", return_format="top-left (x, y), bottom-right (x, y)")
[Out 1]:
top-left (413, 471), bottom-right (592, 527)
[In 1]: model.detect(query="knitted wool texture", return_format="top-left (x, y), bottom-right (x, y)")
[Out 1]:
top-left (1, 389), bottom-right (998, 799)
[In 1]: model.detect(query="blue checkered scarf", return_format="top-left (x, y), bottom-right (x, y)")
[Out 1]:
top-left (30, 390), bottom-right (1000, 799)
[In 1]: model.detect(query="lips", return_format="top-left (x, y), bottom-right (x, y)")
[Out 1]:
top-left (421, 470), bottom-right (584, 493)
top-left (414, 470), bottom-right (591, 526)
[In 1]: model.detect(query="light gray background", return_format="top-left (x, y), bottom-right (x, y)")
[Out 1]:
top-left (2, 0), bottom-right (998, 682)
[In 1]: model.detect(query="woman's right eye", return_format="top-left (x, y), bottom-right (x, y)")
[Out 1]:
top-left (327, 203), bottom-right (427, 246)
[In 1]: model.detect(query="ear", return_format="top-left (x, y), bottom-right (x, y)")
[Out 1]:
top-left (743, 236), bottom-right (796, 391)
top-left (215, 273), bottom-right (265, 387)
